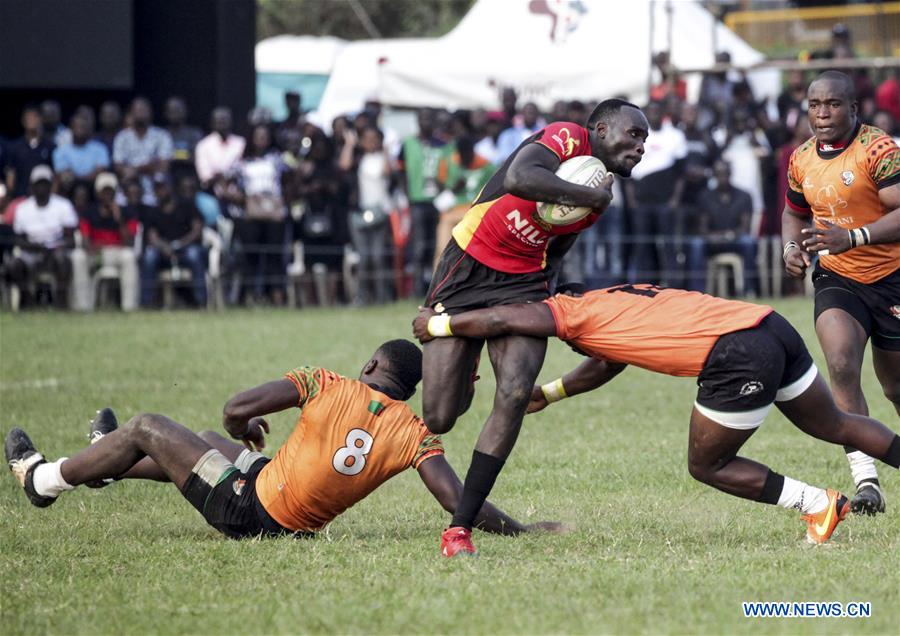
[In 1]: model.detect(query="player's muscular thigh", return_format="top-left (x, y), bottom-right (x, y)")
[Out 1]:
top-left (422, 338), bottom-right (481, 434)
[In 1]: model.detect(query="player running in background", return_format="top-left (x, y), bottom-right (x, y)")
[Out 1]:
top-left (422, 99), bottom-right (648, 557)
top-left (6, 340), bottom-right (562, 540)
top-left (413, 286), bottom-right (900, 544)
top-left (782, 71), bottom-right (900, 515)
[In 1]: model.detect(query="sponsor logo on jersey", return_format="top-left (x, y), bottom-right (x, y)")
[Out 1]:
top-left (802, 176), bottom-right (815, 190)
top-left (740, 381), bottom-right (764, 396)
top-left (891, 305), bottom-right (900, 321)
top-left (814, 184), bottom-right (848, 217)
top-left (506, 209), bottom-right (548, 246)
top-left (840, 170), bottom-right (855, 186)
top-left (233, 478), bottom-right (247, 496)
top-left (550, 127), bottom-right (581, 156)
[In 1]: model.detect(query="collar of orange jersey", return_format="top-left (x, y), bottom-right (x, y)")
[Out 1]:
top-left (366, 381), bottom-right (404, 401)
top-left (816, 120), bottom-right (860, 158)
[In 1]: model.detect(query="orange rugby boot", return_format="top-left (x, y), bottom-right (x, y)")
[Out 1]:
top-left (801, 489), bottom-right (850, 544)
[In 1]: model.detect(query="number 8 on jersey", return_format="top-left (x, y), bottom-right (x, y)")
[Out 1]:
top-left (332, 428), bottom-right (374, 476)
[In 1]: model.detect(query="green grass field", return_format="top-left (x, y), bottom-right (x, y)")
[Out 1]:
top-left (1, 299), bottom-right (898, 635)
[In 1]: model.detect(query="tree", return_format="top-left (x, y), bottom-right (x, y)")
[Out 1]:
top-left (257, 0), bottom-right (475, 42)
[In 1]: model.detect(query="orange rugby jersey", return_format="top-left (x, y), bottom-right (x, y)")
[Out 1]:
top-left (451, 121), bottom-right (600, 274)
top-left (255, 367), bottom-right (443, 532)
top-left (545, 285), bottom-right (773, 377)
top-left (786, 123), bottom-right (900, 283)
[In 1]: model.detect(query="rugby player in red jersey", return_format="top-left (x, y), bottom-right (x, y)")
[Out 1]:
top-left (421, 99), bottom-right (648, 556)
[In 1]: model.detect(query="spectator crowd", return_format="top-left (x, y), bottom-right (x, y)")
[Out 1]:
top-left (2, 44), bottom-right (899, 311)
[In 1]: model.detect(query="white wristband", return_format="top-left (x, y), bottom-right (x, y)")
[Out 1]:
top-left (541, 378), bottom-right (568, 403)
top-left (427, 314), bottom-right (453, 337)
top-left (782, 241), bottom-right (800, 261)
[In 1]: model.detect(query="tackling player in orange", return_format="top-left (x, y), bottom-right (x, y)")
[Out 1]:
top-left (782, 71), bottom-right (900, 515)
top-left (413, 286), bottom-right (900, 544)
top-left (5, 340), bottom-right (561, 540)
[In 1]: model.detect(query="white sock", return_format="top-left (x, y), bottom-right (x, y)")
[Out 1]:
top-left (776, 476), bottom-right (829, 514)
top-left (846, 450), bottom-right (879, 487)
top-left (31, 458), bottom-right (75, 498)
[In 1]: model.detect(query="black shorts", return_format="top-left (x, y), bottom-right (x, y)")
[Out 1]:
top-left (426, 238), bottom-right (549, 314)
top-left (695, 312), bottom-right (817, 429)
top-left (813, 263), bottom-right (900, 351)
top-left (181, 450), bottom-right (300, 540)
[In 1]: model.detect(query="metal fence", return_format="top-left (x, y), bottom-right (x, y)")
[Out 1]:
top-left (725, 2), bottom-right (900, 59)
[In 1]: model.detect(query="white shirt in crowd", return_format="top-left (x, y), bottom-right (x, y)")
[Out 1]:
top-left (720, 129), bottom-right (771, 216)
top-left (13, 194), bottom-right (79, 249)
top-left (357, 152), bottom-right (392, 211)
top-left (474, 136), bottom-right (502, 165)
top-left (195, 133), bottom-right (246, 184)
top-left (238, 154), bottom-right (283, 198)
top-left (629, 121), bottom-right (687, 180)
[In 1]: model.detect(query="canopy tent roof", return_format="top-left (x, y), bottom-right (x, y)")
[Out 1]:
top-left (313, 0), bottom-right (780, 126)
top-left (255, 35), bottom-right (347, 74)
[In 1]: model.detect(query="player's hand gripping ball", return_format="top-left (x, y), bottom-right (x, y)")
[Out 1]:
top-left (536, 156), bottom-right (608, 226)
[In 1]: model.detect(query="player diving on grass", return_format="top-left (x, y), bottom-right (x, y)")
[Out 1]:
top-left (413, 286), bottom-right (900, 544)
top-left (422, 99), bottom-right (648, 557)
top-left (5, 340), bottom-right (563, 540)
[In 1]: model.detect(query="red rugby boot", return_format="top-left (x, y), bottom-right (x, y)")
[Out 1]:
top-left (441, 526), bottom-right (476, 557)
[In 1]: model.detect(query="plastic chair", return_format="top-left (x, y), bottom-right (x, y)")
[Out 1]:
top-left (705, 253), bottom-right (745, 298)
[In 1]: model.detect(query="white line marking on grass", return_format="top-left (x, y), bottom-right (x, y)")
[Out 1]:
top-left (0, 378), bottom-right (61, 390)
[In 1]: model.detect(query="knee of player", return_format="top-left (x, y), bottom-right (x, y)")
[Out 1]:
top-left (686, 455), bottom-right (714, 484)
top-left (125, 412), bottom-right (165, 436)
top-left (423, 412), bottom-right (456, 435)
top-left (825, 355), bottom-right (863, 388)
top-left (494, 378), bottom-right (533, 406)
top-left (881, 381), bottom-right (900, 407)
top-left (198, 430), bottom-right (227, 445)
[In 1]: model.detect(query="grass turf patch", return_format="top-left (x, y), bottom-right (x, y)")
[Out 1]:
top-left (1, 299), bottom-right (897, 634)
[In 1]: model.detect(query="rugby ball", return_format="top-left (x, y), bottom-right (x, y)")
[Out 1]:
top-left (537, 156), bottom-right (607, 226)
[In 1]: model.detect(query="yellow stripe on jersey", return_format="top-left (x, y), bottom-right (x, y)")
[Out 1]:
top-left (451, 199), bottom-right (494, 251)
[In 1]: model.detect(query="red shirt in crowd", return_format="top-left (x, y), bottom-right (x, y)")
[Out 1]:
top-left (79, 204), bottom-right (139, 248)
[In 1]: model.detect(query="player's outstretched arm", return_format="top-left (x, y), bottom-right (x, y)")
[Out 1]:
top-left (413, 303), bottom-right (556, 343)
top-left (528, 358), bottom-right (628, 413)
top-left (504, 143), bottom-right (613, 211)
top-left (222, 379), bottom-right (300, 449)
top-left (417, 454), bottom-right (566, 535)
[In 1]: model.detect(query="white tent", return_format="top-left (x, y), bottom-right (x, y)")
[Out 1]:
top-left (255, 35), bottom-right (347, 117)
top-left (309, 37), bottom-right (430, 128)
top-left (315, 0), bottom-right (779, 126)
top-left (256, 35), bottom-right (347, 75)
